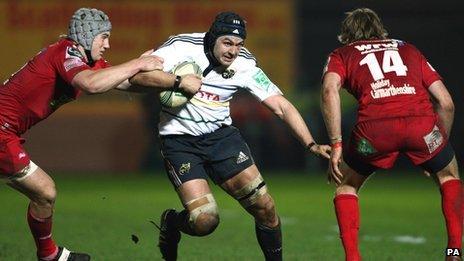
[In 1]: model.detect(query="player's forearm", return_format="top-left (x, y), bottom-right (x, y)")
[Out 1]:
top-left (286, 107), bottom-right (316, 146)
top-left (321, 87), bottom-right (342, 143)
top-left (79, 59), bottom-right (145, 93)
top-left (427, 80), bottom-right (455, 137)
top-left (277, 99), bottom-right (316, 146)
top-left (129, 70), bottom-right (176, 89)
top-left (114, 79), bottom-right (152, 93)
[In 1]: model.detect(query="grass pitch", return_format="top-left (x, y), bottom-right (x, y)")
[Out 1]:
top-left (0, 171), bottom-right (450, 260)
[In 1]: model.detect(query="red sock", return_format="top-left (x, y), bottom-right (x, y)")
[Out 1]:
top-left (334, 194), bottom-right (361, 261)
top-left (27, 205), bottom-right (58, 260)
top-left (440, 179), bottom-right (463, 251)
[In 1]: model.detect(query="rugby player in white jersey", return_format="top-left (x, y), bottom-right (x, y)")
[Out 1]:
top-left (130, 12), bottom-right (331, 261)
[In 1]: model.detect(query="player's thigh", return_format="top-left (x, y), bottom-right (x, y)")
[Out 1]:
top-left (177, 179), bottom-right (213, 204)
top-left (7, 165), bottom-right (56, 202)
top-left (220, 164), bottom-right (273, 215)
top-left (220, 164), bottom-right (261, 193)
top-left (427, 156), bottom-right (459, 185)
top-left (0, 134), bottom-right (30, 178)
top-left (1, 134), bottom-right (56, 201)
top-left (404, 116), bottom-right (456, 182)
top-left (160, 136), bottom-right (208, 188)
top-left (206, 126), bottom-right (254, 185)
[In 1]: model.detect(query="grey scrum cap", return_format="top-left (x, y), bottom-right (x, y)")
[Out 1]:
top-left (68, 8), bottom-right (112, 50)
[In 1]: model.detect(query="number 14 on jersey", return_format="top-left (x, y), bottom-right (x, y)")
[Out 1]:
top-left (360, 50), bottom-right (408, 81)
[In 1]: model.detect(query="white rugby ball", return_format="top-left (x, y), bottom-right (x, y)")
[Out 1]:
top-left (159, 61), bottom-right (202, 107)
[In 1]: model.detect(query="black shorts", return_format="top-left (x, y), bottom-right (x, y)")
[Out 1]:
top-left (160, 126), bottom-right (254, 187)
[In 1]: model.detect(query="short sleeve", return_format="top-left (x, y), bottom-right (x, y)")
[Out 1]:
top-left (55, 45), bottom-right (91, 84)
top-left (421, 55), bottom-right (442, 87)
top-left (243, 66), bottom-right (283, 101)
top-left (323, 50), bottom-right (346, 83)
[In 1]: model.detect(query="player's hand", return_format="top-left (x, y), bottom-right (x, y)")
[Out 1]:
top-left (137, 55), bottom-right (164, 72)
top-left (179, 74), bottom-right (202, 96)
top-left (328, 147), bottom-right (343, 185)
top-left (139, 49), bottom-right (156, 57)
top-left (309, 144), bottom-right (331, 159)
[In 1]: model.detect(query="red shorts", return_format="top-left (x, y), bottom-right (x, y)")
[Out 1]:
top-left (0, 132), bottom-right (30, 177)
top-left (346, 115), bottom-right (448, 170)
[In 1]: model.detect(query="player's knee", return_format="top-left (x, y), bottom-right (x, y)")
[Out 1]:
top-left (191, 212), bottom-right (220, 236)
top-left (9, 161), bottom-right (39, 183)
top-left (34, 182), bottom-right (57, 208)
top-left (186, 193), bottom-right (219, 236)
top-left (254, 195), bottom-right (278, 227)
top-left (232, 175), bottom-right (278, 226)
top-left (435, 157), bottom-right (460, 184)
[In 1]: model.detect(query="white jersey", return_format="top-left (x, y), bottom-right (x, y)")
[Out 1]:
top-left (153, 32), bottom-right (282, 136)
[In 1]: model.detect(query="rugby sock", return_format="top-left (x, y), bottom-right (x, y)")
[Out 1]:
top-left (334, 194), bottom-right (361, 261)
top-left (440, 179), bottom-right (463, 250)
top-left (27, 205), bottom-right (58, 260)
top-left (255, 220), bottom-right (282, 261)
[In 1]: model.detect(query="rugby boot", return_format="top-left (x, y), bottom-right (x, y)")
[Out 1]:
top-left (39, 247), bottom-right (91, 261)
top-left (157, 209), bottom-right (181, 261)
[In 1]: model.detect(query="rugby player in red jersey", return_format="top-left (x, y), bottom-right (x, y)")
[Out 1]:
top-left (321, 8), bottom-right (461, 261)
top-left (0, 8), bottom-right (163, 261)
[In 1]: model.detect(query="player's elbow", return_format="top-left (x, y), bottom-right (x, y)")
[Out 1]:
top-left (443, 100), bottom-right (455, 114)
top-left (273, 107), bottom-right (285, 119)
top-left (267, 96), bottom-right (293, 119)
top-left (437, 97), bottom-right (455, 114)
top-left (321, 86), bottom-right (338, 103)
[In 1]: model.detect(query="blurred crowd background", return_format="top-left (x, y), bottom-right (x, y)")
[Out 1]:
top-left (1, 0), bottom-right (461, 174)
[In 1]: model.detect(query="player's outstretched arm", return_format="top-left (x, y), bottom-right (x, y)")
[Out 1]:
top-left (129, 70), bottom-right (201, 96)
top-left (321, 72), bottom-right (344, 184)
top-left (71, 55), bottom-right (163, 94)
top-left (262, 94), bottom-right (331, 159)
top-left (428, 80), bottom-right (455, 137)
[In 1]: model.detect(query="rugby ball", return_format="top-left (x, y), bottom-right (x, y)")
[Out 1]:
top-left (159, 61), bottom-right (202, 107)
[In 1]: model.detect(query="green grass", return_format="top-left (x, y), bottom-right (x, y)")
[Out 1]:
top-left (0, 171), bottom-right (451, 260)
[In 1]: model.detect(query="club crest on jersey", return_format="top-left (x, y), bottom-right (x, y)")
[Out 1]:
top-left (66, 46), bottom-right (84, 59)
top-left (222, 68), bottom-right (235, 79)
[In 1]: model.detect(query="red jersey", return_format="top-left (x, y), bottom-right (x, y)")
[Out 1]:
top-left (324, 39), bottom-right (441, 122)
top-left (0, 38), bottom-right (109, 135)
